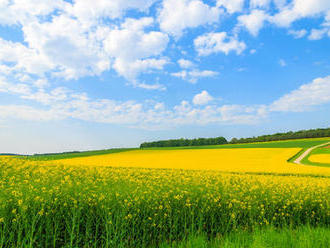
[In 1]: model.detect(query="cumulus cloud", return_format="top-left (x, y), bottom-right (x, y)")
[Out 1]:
top-left (233, 1), bottom-right (330, 36)
top-left (158, 0), bottom-right (222, 38)
top-left (0, 2), bottom-right (170, 89)
top-left (171, 70), bottom-right (218, 83)
top-left (0, 38), bottom-right (53, 76)
top-left (178, 59), bottom-right (195, 69)
top-left (0, 105), bottom-right (66, 121)
top-left (22, 15), bottom-right (110, 80)
top-left (308, 28), bottom-right (330, 40)
top-left (173, 58), bottom-right (218, 83)
top-left (193, 90), bottom-right (214, 105)
top-left (218, 104), bottom-right (268, 124)
top-left (0, 78), bottom-right (31, 95)
top-left (194, 32), bottom-right (246, 56)
top-left (270, 75), bottom-right (330, 112)
top-left (67, 0), bottom-right (157, 27)
top-left (0, 76), bottom-right (268, 128)
top-left (103, 17), bottom-right (169, 82)
top-left (132, 82), bottom-right (167, 91)
top-left (288, 29), bottom-right (307, 38)
top-left (249, 0), bottom-right (271, 9)
top-left (237, 9), bottom-right (270, 36)
top-left (1, 0), bottom-right (330, 131)
top-left (0, 0), bottom-right (66, 25)
top-left (271, 0), bottom-right (330, 27)
top-left (217, 0), bottom-right (244, 14)
top-left (0, 0), bottom-right (158, 27)
top-left (1, 74), bottom-right (330, 129)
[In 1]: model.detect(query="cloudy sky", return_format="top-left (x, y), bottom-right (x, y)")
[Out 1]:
top-left (0, 0), bottom-right (329, 154)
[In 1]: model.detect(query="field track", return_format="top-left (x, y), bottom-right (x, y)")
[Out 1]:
top-left (293, 141), bottom-right (330, 165)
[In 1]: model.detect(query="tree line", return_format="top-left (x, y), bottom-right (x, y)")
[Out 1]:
top-left (229, 127), bottom-right (330, 144)
top-left (140, 127), bottom-right (330, 148)
top-left (140, 137), bottom-right (228, 148)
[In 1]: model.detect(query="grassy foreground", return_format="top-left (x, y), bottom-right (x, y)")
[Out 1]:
top-left (160, 226), bottom-right (330, 248)
top-left (0, 156), bottom-right (329, 247)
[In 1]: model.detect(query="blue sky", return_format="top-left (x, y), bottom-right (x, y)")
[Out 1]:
top-left (0, 0), bottom-right (329, 154)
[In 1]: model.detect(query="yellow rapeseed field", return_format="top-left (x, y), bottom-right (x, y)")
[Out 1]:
top-left (309, 154), bottom-right (330, 164)
top-left (44, 148), bottom-right (330, 175)
top-left (0, 150), bottom-right (329, 247)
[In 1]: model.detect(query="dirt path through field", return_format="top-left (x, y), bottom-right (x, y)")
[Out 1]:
top-left (293, 141), bottom-right (330, 165)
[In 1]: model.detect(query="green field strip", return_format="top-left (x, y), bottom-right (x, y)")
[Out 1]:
top-left (23, 148), bottom-right (138, 161)
top-left (15, 137), bottom-right (330, 162)
top-left (143, 137), bottom-right (330, 150)
top-left (287, 148), bottom-right (304, 163)
top-left (300, 143), bottom-right (330, 167)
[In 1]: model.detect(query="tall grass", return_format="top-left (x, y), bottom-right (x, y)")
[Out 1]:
top-left (0, 157), bottom-right (329, 247)
top-left (160, 226), bottom-right (330, 248)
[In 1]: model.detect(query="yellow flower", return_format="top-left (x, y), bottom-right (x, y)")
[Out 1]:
top-left (38, 209), bottom-right (44, 216)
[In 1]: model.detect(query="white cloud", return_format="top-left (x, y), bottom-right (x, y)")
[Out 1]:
top-left (250, 49), bottom-right (257, 54)
top-left (22, 14), bottom-right (110, 80)
top-left (132, 82), bottom-right (167, 91)
top-left (272, 0), bottom-right (330, 27)
top-left (104, 17), bottom-right (169, 81)
top-left (21, 87), bottom-right (69, 105)
top-left (250, 0), bottom-right (271, 9)
top-left (0, 38), bottom-right (52, 75)
top-left (171, 70), bottom-right (218, 83)
top-left (158, 0), bottom-right (222, 38)
top-left (0, 0), bottom-right (66, 25)
top-left (193, 90), bottom-right (214, 105)
top-left (236, 1), bottom-right (330, 36)
top-left (33, 78), bottom-right (49, 88)
top-left (112, 58), bottom-right (169, 82)
top-left (270, 8), bottom-right (299, 27)
top-left (194, 32), bottom-right (246, 56)
top-left (288, 29), bottom-right (307, 38)
top-left (68, 0), bottom-right (157, 27)
top-left (0, 4), bottom-right (169, 88)
top-left (0, 105), bottom-right (65, 121)
top-left (237, 9), bottom-right (269, 36)
top-left (217, 0), bottom-right (244, 14)
top-left (308, 28), bottom-right (330, 40)
top-left (279, 59), bottom-right (287, 67)
top-left (273, 0), bottom-right (287, 10)
top-left (270, 75), bottom-right (330, 112)
top-left (292, 0), bottom-right (330, 18)
top-left (2, 74), bottom-right (330, 129)
top-left (0, 78), bottom-right (31, 95)
top-left (178, 59), bottom-right (195, 69)
top-left (218, 104), bottom-right (268, 124)
top-left (104, 18), bottom-right (167, 60)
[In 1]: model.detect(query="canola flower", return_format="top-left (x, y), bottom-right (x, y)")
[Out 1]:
top-left (44, 148), bottom-right (330, 176)
top-left (0, 153), bottom-right (329, 247)
top-left (309, 154), bottom-right (330, 164)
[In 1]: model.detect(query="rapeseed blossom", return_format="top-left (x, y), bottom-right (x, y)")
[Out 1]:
top-left (0, 151), bottom-right (329, 247)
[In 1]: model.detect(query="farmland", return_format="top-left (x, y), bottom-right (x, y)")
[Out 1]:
top-left (0, 138), bottom-right (330, 247)
top-left (305, 143), bottom-right (330, 166)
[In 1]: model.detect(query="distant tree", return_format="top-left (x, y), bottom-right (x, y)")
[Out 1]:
top-left (228, 128), bottom-right (330, 144)
top-left (140, 136), bottom-right (228, 148)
